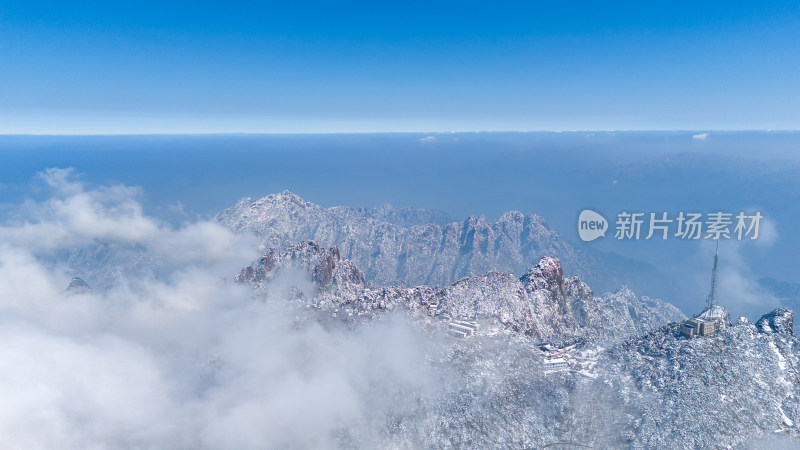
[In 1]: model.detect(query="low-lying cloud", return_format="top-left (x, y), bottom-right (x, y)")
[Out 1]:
top-left (689, 236), bottom-right (783, 321)
top-left (3, 168), bottom-right (790, 448)
top-left (0, 169), bottom-right (440, 448)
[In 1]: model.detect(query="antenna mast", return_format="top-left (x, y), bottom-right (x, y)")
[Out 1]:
top-left (706, 240), bottom-right (719, 310)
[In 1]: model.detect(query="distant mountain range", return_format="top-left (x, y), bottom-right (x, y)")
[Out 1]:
top-left (761, 277), bottom-right (800, 304)
top-left (235, 240), bottom-right (684, 344)
top-left (217, 190), bottom-right (667, 298)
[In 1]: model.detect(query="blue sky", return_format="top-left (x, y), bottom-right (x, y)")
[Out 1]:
top-left (1, 1), bottom-right (798, 133)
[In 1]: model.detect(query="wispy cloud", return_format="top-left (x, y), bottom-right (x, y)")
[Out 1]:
top-left (0, 169), bottom-right (441, 447)
top-left (705, 239), bottom-right (781, 319)
top-left (692, 133), bottom-right (709, 140)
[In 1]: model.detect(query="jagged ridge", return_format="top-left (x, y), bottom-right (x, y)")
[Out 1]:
top-left (237, 241), bottom-right (684, 344)
top-left (216, 190), bottom-right (660, 295)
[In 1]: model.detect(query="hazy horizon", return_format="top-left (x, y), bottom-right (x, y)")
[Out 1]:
top-left (3, 129), bottom-right (800, 135)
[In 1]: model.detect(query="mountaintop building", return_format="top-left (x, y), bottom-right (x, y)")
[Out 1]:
top-left (681, 242), bottom-right (730, 339)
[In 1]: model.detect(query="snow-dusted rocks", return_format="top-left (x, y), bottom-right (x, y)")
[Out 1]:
top-left (698, 304), bottom-right (733, 329)
top-left (521, 255), bottom-right (565, 294)
top-left (237, 245), bottom-right (684, 344)
top-left (757, 307), bottom-right (794, 335)
top-left (65, 276), bottom-right (92, 294)
top-left (230, 239), bottom-right (800, 447)
top-left (603, 311), bottom-right (800, 447)
top-left (236, 241), bottom-right (365, 299)
top-left (216, 191), bottom-right (655, 294)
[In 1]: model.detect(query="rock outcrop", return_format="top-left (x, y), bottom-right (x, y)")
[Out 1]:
top-left (66, 276), bottom-right (92, 295)
top-left (216, 191), bottom-right (662, 295)
top-left (237, 243), bottom-right (684, 344)
top-left (237, 241), bottom-right (365, 296)
top-left (757, 307), bottom-right (794, 335)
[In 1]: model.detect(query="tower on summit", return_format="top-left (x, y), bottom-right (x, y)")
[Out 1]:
top-left (706, 240), bottom-right (719, 310)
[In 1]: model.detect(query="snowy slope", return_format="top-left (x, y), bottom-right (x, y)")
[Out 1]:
top-left (231, 240), bottom-right (800, 447)
top-left (217, 191), bottom-right (661, 295)
top-left (237, 242), bottom-right (684, 344)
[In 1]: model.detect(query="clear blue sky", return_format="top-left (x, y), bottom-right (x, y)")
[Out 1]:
top-left (1, 1), bottom-right (798, 133)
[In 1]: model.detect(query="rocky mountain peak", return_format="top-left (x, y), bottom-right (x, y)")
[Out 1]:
top-left (66, 276), bottom-right (92, 295)
top-left (757, 307), bottom-right (794, 335)
top-left (497, 210), bottom-right (525, 223)
top-left (496, 210), bottom-right (547, 228)
top-left (462, 214), bottom-right (489, 229)
top-left (217, 191), bottom-right (665, 296)
top-left (235, 242), bottom-right (683, 344)
top-left (236, 240), bottom-right (365, 294)
top-left (565, 274), bottom-right (593, 300)
top-left (521, 256), bottom-right (566, 296)
top-left (264, 190), bottom-right (308, 207)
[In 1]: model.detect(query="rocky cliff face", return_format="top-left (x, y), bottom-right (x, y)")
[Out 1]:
top-left (236, 240), bottom-right (365, 298)
top-left (216, 191), bottom-right (660, 295)
top-left (237, 241), bottom-right (684, 344)
top-left (65, 276), bottom-right (92, 295)
top-left (357, 204), bottom-right (454, 227)
top-left (757, 307), bottom-right (794, 335)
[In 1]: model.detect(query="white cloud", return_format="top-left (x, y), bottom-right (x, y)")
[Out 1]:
top-left (0, 171), bottom-right (159, 251)
top-left (707, 239), bottom-right (781, 317)
top-left (0, 169), bottom-right (441, 448)
top-left (752, 213), bottom-right (778, 247)
top-left (37, 167), bottom-right (84, 196)
top-left (0, 167), bottom-right (790, 447)
top-left (419, 136), bottom-right (437, 143)
top-left (692, 133), bottom-right (709, 140)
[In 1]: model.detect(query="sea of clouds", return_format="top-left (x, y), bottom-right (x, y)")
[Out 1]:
top-left (0, 168), bottom-right (440, 448)
top-left (2, 168), bottom-right (794, 449)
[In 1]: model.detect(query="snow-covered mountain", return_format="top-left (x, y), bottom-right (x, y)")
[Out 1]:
top-left (601, 309), bottom-right (799, 448)
top-left (234, 240), bottom-right (799, 447)
top-left (426, 310), bottom-right (800, 448)
top-left (760, 278), bottom-right (800, 331)
top-left (237, 241), bottom-right (684, 344)
top-left (236, 240), bottom-right (366, 299)
top-left (217, 190), bottom-right (662, 296)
